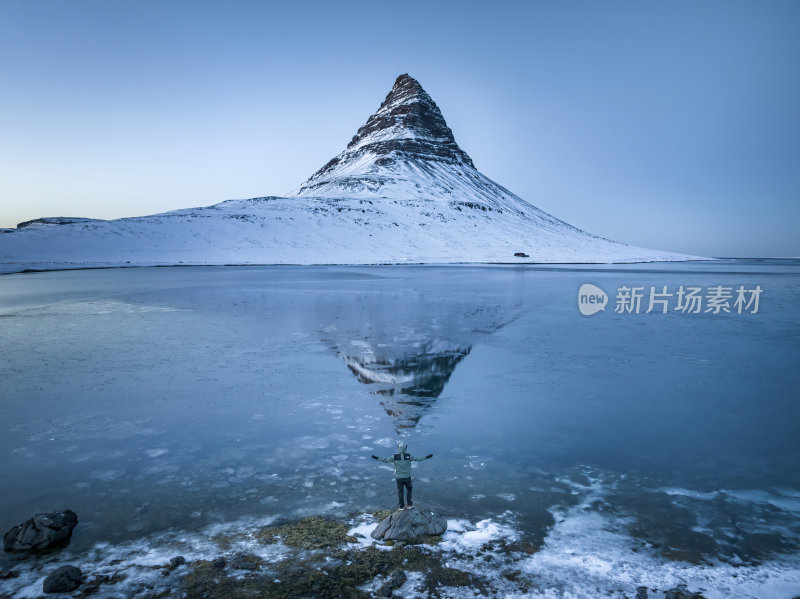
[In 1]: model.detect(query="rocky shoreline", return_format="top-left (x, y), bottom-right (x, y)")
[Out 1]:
top-left (0, 507), bottom-right (716, 598)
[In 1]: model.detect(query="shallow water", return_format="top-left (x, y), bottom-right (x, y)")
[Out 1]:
top-left (1, 262), bottom-right (799, 597)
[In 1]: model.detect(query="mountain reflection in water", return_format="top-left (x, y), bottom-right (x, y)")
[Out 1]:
top-left (319, 293), bottom-right (519, 429)
top-left (343, 344), bottom-right (471, 428)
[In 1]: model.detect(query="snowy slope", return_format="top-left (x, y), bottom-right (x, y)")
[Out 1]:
top-left (0, 74), bottom-right (702, 271)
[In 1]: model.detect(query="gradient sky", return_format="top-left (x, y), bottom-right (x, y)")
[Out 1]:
top-left (1, 1), bottom-right (798, 257)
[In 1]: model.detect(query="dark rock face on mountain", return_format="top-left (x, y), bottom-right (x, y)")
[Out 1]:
top-left (294, 74), bottom-right (477, 196)
top-left (346, 73), bottom-right (474, 164)
top-left (3, 510), bottom-right (78, 552)
top-left (371, 508), bottom-right (447, 542)
top-left (16, 217), bottom-right (104, 229)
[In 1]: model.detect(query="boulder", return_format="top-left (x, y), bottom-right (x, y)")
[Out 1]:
top-left (3, 510), bottom-right (78, 552)
top-left (370, 508), bottom-right (447, 542)
top-left (43, 565), bottom-right (82, 594)
top-left (664, 584), bottom-right (707, 599)
top-left (230, 553), bottom-right (262, 570)
top-left (378, 569), bottom-right (407, 596)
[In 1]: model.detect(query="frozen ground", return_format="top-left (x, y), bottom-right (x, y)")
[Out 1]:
top-left (1, 262), bottom-right (799, 597)
top-left (0, 190), bottom-right (698, 272)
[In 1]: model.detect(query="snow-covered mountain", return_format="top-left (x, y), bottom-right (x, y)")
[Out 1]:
top-left (0, 74), bottom-right (700, 272)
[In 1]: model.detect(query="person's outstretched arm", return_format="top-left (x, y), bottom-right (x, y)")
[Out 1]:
top-left (371, 454), bottom-right (394, 463)
top-left (411, 453), bottom-right (433, 461)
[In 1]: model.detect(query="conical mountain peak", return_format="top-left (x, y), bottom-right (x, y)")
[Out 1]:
top-left (292, 74), bottom-right (475, 197)
top-left (344, 73), bottom-right (469, 160)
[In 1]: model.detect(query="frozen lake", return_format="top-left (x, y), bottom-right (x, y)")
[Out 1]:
top-left (1, 262), bottom-right (799, 597)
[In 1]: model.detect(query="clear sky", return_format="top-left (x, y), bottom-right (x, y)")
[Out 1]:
top-left (1, 1), bottom-right (798, 257)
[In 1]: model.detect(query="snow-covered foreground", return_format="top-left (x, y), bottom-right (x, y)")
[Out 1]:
top-left (3, 473), bottom-right (799, 598)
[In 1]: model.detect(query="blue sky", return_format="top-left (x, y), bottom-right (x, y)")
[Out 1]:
top-left (1, 1), bottom-right (798, 257)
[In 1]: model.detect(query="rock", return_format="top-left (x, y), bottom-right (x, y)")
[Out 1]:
top-left (42, 565), bottom-right (82, 593)
top-left (664, 583), bottom-right (707, 599)
top-left (230, 553), bottom-right (261, 571)
top-left (16, 217), bottom-right (104, 229)
top-left (302, 74), bottom-right (476, 187)
top-left (0, 569), bottom-right (19, 580)
top-left (370, 507), bottom-right (447, 542)
top-left (378, 569), bottom-right (407, 596)
top-left (514, 252), bottom-right (529, 258)
top-left (212, 557), bottom-right (226, 569)
top-left (636, 586), bottom-right (648, 599)
top-left (169, 555), bottom-right (186, 568)
top-left (4, 510), bottom-right (78, 552)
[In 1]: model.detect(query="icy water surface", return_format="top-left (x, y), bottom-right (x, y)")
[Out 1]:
top-left (1, 262), bottom-right (799, 597)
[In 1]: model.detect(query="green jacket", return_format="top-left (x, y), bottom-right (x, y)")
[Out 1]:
top-left (376, 442), bottom-right (430, 479)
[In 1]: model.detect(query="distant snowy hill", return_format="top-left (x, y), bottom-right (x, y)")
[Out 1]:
top-left (0, 74), bottom-right (700, 272)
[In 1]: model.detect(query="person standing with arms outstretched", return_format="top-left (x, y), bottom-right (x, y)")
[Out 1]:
top-left (372, 441), bottom-right (433, 510)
